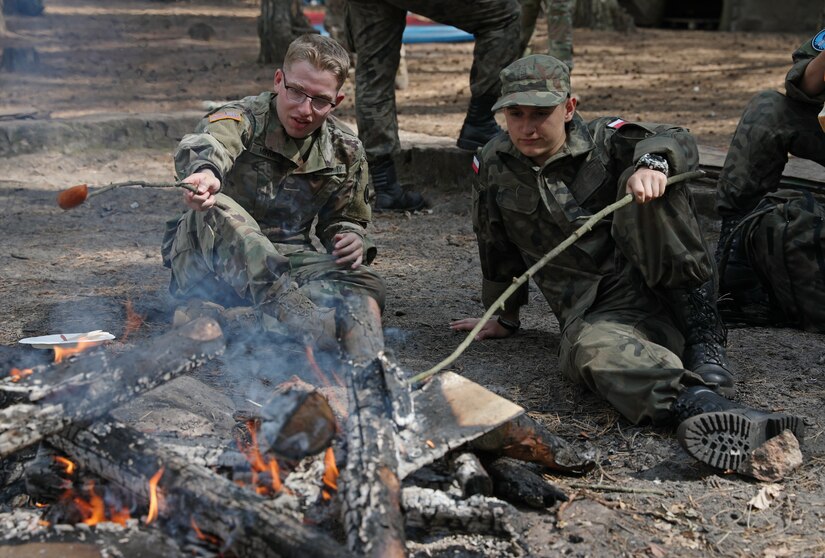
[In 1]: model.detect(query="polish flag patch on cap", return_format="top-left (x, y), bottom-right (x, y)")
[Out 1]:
top-left (472, 155), bottom-right (480, 174)
top-left (607, 118), bottom-right (626, 129)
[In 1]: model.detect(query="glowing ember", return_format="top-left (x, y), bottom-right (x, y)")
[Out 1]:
top-left (146, 466), bottom-right (164, 524)
top-left (191, 516), bottom-right (221, 546)
top-left (321, 446), bottom-right (339, 501)
top-left (53, 341), bottom-right (98, 363)
top-left (122, 300), bottom-right (145, 341)
top-left (8, 367), bottom-right (33, 382)
top-left (54, 456), bottom-right (76, 476)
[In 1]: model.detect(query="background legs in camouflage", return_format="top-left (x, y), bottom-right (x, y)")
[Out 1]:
top-left (716, 90), bottom-right (825, 218)
top-left (519, 0), bottom-right (575, 69)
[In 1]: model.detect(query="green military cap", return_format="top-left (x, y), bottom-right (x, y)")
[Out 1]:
top-left (491, 54), bottom-right (571, 111)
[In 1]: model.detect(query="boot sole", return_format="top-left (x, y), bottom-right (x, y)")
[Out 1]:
top-left (456, 138), bottom-right (485, 151)
top-left (677, 411), bottom-right (804, 471)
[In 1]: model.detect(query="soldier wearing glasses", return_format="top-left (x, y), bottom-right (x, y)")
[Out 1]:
top-left (162, 34), bottom-right (385, 353)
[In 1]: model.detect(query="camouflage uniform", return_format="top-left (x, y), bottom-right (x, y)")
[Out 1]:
top-left (346, 0), bottom-right (522, 161)
top-left (474, 113), bottom-right (713, 425)
top-left (161, 92), bottom-right (386, 310)
top-left (519, 0), bottom-right (575, 69)
top-left (717, 31), bottom-right (825, 218)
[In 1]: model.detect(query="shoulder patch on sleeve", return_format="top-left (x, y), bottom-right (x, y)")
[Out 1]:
top-left (607, 118), bottom-right (626, 129)
top-left (813, 29), bottom-right (825, 51)
top-left (208, 110), bottom-right (243, 123)
top-left (472, 155), bottom-right (480, 174)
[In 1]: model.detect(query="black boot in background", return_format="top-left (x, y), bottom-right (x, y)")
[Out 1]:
top-left (456, 94), bottom-right (503, 151)
top-left (371, 156), bottom-right (426, 212)
top-left (672, 386), bottom-right (804, 471)
top-left (664, 281), bottom-right (734, 397)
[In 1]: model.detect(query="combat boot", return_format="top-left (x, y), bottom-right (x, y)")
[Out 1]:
top-left (664, 281), bottom-right (735, 397)
top-left (371, 156), bottom-right (427, 212)
top-left (672, 386), bottom-right (804, 471)
top-left (257, 277), bottom-right (338, 352)
top-left (456, 94), bottom-right (503, 151)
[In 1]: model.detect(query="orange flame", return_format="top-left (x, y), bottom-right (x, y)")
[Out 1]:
top-left (74, 480), bottom-right (106, 526)
top-left (321, 446), bottom-right (339, 501)
top-left (239, 420), bottom-right (283, 496)
top-left (122, 300), bottom-right (145, 341)
top-left (54, 456), bottom-right (76, 476)
top-left (305, 344), bottom-right (344, 387)
top-left (191, 516), bottom-right (221, 546)
top-left (146, 466), bottom-right (164, 524)
top-left (53, 341), bottom-right (98, 364)
top-left (8, 367), bottom-right (33, 382)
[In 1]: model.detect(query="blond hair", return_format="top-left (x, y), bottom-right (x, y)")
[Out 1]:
top-left (284, 34), bottom-right (350, 89)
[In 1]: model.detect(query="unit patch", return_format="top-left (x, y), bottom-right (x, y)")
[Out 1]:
top-left (208, 110), bottom-right (243, 123)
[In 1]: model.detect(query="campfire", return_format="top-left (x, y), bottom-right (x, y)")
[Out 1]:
top-left (1, 314), bottom-right (596, 557)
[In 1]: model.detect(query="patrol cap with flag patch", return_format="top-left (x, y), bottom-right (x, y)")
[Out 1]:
top-left (491, 54), bottom-right (571, 112)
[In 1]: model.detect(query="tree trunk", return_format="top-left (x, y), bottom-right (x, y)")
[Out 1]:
top-left (258, 0), bottom-right (318, 66)
top-left (574, 0), bottom-right (636, 31)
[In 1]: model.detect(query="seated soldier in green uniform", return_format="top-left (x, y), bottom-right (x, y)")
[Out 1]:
top-left (716, 30), bottom-right (825, 332)
top-left (161, 34), bottom-right (385, 358)
top-left (451, 55), bottom-right (805, 471)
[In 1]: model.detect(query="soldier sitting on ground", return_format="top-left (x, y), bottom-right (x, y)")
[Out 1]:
top-left (161, 34), bottom-right (385, 359)
top-left (715, 29), bottom-right (825, 332)
top-left (450, 55), bottom-right (805, 472)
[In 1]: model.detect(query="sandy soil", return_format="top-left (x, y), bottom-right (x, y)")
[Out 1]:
top-left (1, 1), bottom-right (825, 557)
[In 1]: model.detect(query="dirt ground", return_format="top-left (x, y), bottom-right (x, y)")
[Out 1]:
top-left (2, 1), bottom-right (825, 557)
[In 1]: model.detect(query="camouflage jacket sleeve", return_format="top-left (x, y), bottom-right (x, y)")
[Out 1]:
top-left (174, 99), bottom-right (258, 187)
top-left (785, 31), bottom-right (825, 105)
top-left (588, 117), bottom-right (699, 177)
top-left (315, 133), bottom-right (377, 264)
top-left (473, 151), bottom-right (530, 311)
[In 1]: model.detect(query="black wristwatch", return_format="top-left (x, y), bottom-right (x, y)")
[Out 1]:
top-left (496, 315), bottom-right (521, 333)
top-left (634, 153), bottom-right (669, 176)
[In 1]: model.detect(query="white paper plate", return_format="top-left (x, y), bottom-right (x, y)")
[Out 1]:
top-left (18, 330), bottom-right (116, 349)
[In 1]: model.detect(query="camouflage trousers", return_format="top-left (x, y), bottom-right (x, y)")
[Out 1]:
top-left (519, 0), bottom-right (574, 69)
top-left (561, 181), bottom-right (714, 426)
top-left (347, 0), bottom-right (521, 160)
top-left (560, 308), bottom-right (707, 426)
top-left (160, 193), bottom-right (386, 310)
top-left (717, 90), bottom-right (825, 218)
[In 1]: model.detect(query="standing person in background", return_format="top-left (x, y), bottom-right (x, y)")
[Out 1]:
top-left (519, 0), bottom-right (575, 69)
top-left (346, 0), bottom-right (521, 211)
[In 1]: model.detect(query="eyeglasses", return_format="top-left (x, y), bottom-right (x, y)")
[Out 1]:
top-left (281, 75), bottom-right (336, 112)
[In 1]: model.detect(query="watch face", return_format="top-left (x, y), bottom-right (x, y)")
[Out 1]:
top-left (813, 29), bottom-right (825, 52)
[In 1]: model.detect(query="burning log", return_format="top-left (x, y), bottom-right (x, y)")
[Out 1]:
top-left (47, 418), bottom-right (351, 558)
top-left (259, 377), bottom-right (338, 461)
top-left (340, 356), bottom-right (407, 558)
top-left (470, 414), bottom-right (596, 475)
top-left (0, 317), bottom-right (225, 459)
top-left (487, 457), bottom-right (567, 509)
top-left (401, 486), bottom-right (523, 541)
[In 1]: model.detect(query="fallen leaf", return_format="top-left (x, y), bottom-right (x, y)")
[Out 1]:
top-left (747, 483), bottom-right (783, 510)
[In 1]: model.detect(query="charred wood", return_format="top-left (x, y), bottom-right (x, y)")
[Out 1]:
top-left (471, 414), bottom-right (596, 475)
top-left (340, 357), bottom-right (406, 558)
top-left (49, 418), bottom-right (350, 558)
top-left (0, 317), bottom-right (225, 459)
top-left (450, 452), bottom-right (492, 498)
top-left (401, 486), bottom-right (523, 540)
top-left (487, 457), bottom-right (567, 509)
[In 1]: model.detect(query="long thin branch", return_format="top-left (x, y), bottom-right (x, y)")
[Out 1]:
top-left (411, 170), bottom-right (705, 384)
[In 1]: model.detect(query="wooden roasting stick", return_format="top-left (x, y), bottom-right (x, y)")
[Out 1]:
top-left (49, 418), bottom-right (350, 558)
top-left (0, 317), bottom-right (225, 459)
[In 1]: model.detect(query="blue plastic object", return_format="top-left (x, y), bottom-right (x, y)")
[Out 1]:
top-left (313, 24), bottom-right (473, 44)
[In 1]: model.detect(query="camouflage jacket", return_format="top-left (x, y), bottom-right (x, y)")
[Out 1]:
top-left (786, 29), bottom-right (825, 106)
top-left (175, 92), bottom-right (375, 261)
top-left (473, 113), bottom-right (700, 331)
